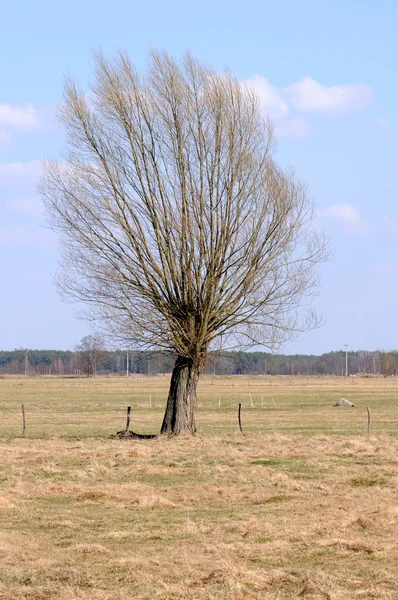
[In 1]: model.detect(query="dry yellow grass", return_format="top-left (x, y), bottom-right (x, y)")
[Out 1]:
top-left (1, 374), bottom-right (397, 437)
top-left (1, 375), bottom-right (398, 599)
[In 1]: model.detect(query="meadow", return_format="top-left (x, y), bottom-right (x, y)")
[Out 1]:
top-left (1, 375), bottom-right (398, 599)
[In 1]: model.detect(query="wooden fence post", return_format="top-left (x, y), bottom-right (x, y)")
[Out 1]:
top-left (367, 407), bottom-right (371, 439)
top-left (22, 404), bottom-right (26, 436)
top-left (238, 403), bottom-right (243, 433)
top-left (126, 406), bottom-right (131, 431)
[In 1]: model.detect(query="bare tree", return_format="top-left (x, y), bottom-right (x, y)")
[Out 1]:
top-left (75, 334), bottom-right (106, 377)
top-left (40, 50), bottom-right (329, 434)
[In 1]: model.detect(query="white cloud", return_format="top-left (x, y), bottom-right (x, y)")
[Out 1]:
top-left (241, 74), bottom-right (375, 140)
top-left (320, 204), bottom-right (360, 221)
top-left (0, 225), bottom-right (55, 247)
top-left (0, 163), bottom-right (42, 217)
top-left (373, 118), bottom-right (392, 132)
top-left (377, 264), bottom-right (398, 274)
top-left (319, 203), bottom-right (370, 234)
top-left (7, 196), bottom-right (43, 214)
top-left (285, 77), bottom-right (374, 115)
top-left (0, 104), bottom-right (39, 130)
top-left (243, 75), bottom-right (289, 119)
top-left (382, 215), bottom-right (398, 235)
top-left (0, 128), bottom-right (11, 145)
top-left (0, 161), bottom-right (41, 189)
top-left (275, 116), bottom-right (312, 139)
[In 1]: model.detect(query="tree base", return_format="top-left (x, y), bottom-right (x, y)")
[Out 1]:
top-left (161, 355), bottom-right (198, 435)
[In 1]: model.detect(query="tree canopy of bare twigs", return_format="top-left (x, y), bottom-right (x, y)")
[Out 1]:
top-left (40, 49), bottom-right (329, 434)
top-left (75, 334), bottom-right (107, 377)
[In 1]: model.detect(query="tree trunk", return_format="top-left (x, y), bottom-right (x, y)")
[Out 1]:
top-left (161, 355), bottom-right (199, 435)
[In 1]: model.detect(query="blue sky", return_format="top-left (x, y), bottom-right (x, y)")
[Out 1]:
top-left (1, 0), bottom-right (397, 353)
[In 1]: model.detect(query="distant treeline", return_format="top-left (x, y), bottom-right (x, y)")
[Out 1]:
top-left (1, 348), bottom-right (398, 376)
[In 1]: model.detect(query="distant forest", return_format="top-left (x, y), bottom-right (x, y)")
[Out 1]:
top-left (0, 348), bottom-right (397, 377)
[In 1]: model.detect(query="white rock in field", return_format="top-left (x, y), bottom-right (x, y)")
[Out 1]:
top-left (333, 397), bottom-right (356, 407)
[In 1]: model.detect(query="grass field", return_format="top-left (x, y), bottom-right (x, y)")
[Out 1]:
top-left (1, 375), bottom-right (398, 599)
